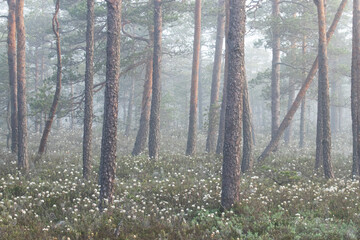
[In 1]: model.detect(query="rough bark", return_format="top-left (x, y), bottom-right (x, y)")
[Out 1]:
top-left (83, 0), bottom-right (95, 179)
top-left (216, 0), bottom-right (230, 155)
top-left (315, 0), bottom-right (334, 179)
top-left (132, 48), bottom-right (153, 156)
top-left (241, 78), bottom-right (253, 173)
top-left (351, 0), bottom-right (360, 176)
top-left (257, 0), bottom-right (347, 162)
top-left (271, 0), bottom-right (281, 144)
top-left (16, 0), bottom-right (28, 172)
top-left (7, 0), bottom-right (18, 154)
top-left (99, 0), bottom-right (122, 210)
top-left (284, 77), bottom-right (295, 144)
top-left (186, 0), bottom-right (201, 156)
top-left (221, 0), bottom-right (246, 210)
top-left (125, 77), bottom-right (135, 136)
top-left (38, 0), bottom-right (62, 155)
top-left (149, 0), bottom-right (162, 159)
top-left (206, 0), bottom-right (225, 153)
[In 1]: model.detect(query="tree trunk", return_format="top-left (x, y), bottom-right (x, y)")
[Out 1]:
top-left (198, 52), bottom-right (204, 131)
top-left (35, 47), bottom-right (40, 133)
top-left (299, 35), bottom-right (307, 148)
top-left (221, 0), bottom-right (246, 209)
top-left (38, 0), bottom-right (62, 155)
top-left (149, 0), bottom-right (162, 159)
top-left (83, 0), bottom-right (95, 179)
top-left (125, 77), bottom-right (135, 136)
top-left (257, 0), bottom-right (347, 162)
top-left (351, 0), bottom-right (360, 176)
top-left (186, 0), bottom-right (201, 156)
top-left (16, 0), bottom-right (28, 172)
top-left (70, 81), bottom-right (74, 129)
top-left (241, 77), bottom-right (253, 173)
top-left (132, 44), bottom-right (153, 156)
top-left (206, 0), bottom-right (225, 153)
top-left (216, 0), bottom-right (229, 155)
top-left (271, 0), bottom-right (281, 145)
top-left (315, 0), bottom-right (334, 179)
top-left (99, 0), bottom-right (122, 210)
top-left (7, 0), bottom-right (18, 154)
top-left (6, 97), bottom-right (11, 149)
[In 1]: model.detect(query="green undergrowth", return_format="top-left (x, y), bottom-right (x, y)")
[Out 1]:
top-left (0, 132), bottom-right (359, 239)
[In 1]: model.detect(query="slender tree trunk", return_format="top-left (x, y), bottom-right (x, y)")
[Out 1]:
top-left (315, 0), bottom-right (334, 179)
top-left (221, 0), bottom-right (246, 210)
top-left (351, 0), bottom-right (360, 176)
top-left (198, 53), bottom-right (204, 130)
top-left (299, 35), bottom-right (307, 148)
top-left (70, 81), bottom-right (74, 129)
top-left (125, 77), bottom-right (135, 136)
top-left (186, 0), bottom-right (202, 156)
top-left (149, 0), bottom-right (162, 159)
top-left (206, 0), bottom-right (225, 153)
top-left (35, 48), bottom-right (39, 133)
top-left (16, 0), bottom-right (28, 172)
top-left (132, 42), bottom-right (153, 156)
top-left (7, 0), bottom-right (18, 154)
top-left (99, 0), bottom-right (122, 210)
top-left (271, 0), bottom-right (281, 145)
top-left (83, 0), bottom-right (95, 179)
top-left (38, 0), bottom-right (62, 155)
top-left (257, 0), bottom-right (347, 162)
top-left (6, 96), bottom-right (11, 149)
top-left (216, 0), bottom-right (229, 155)
top-left (241, 77), bottom-right (253, 173)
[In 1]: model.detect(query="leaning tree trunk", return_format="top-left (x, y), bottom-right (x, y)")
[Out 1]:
top-left (315, 0), bottom-right (334, 179)
top-left (38, 0), bottom-right (62, 155)
top-left (271, 0), bottom-right (281, 145)
top-left (257, 0), bottom-right (347, 162)
top-left (148, 0), bottom-right (163, 159)
top-left (241, 77), bottom-right (253, 173)
top-left (206, 0), bottom-right (225, 153)
top-left (186, 0), bottom-right (202, 156)
top-left (221, 0), bottom-right (246, 210)
top-left (83, 0), bottom-right (95, 179)
top-left (351, 0), bottom-right (360, 176)
top-left (7, 0), bottom-right (18, 154)
top-left (99, 0), bottom-right (122, 210)
top-left (132, 53), bottom-right (153, 155)
top-left (216, 0), bottom-right (230, 155)
top-left (16, 0), bottom-right (28, 172)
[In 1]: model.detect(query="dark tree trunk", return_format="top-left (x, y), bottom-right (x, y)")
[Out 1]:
top-left (206, 0), bottom-right (225, 153)
top-left (216, 0), bottom-right (229, 155)
top-left (351, 0), bottom-right (360, 176)
top-left (83, 0), bottom-right (95, 179)
top-left (149, 0), bottom-right (162, 159)
top-left (99, 0), bottom-right (122, 210)
top-left (6, 97), bottom-right (11, 149)
top-left (257, 0), bottom-right (347, 162)
top-left (271, 0), bottom-right (281, 145)
top-left (221, 0), bottom-right (246, 209)
top-left (7, 0), bottom-right (18, 154)
top-left (132, 46), bottom-right (153, 156)
top-left (38, 0), bottom-right (62, 155)
top-left (315, 0), bottom-right (334, 179)
top-left (241, 78), bottom-right (253, 173)
top-left (186, 0), bottom-right (202, 156)
top-left (16, 0), bottom-right (28, 172)
top-left (125, 77), bottom-right (135, 136)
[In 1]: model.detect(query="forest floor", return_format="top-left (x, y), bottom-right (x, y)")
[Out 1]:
top-left (0, 130), bottom-right (359, 239)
